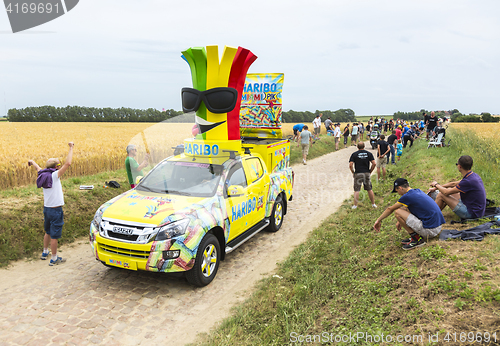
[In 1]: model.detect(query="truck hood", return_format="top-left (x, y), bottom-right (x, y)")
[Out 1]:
top-left (101, 189), bottom-right (209, 226)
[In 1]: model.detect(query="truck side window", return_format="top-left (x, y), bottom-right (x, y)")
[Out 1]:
top-left (226, 163), bottom-right (247, 188)
top-left (244, 158), bottom-right (264, 184)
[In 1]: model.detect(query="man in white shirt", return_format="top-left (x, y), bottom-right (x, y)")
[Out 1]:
top-left (312, 113), bottom-right (322, 138)
top-left (28, 142), bottom-right (74, 266)
top-left (351, 123), bottom-right (359, 146)
top-left (333, 123), bottom-right (342, 150)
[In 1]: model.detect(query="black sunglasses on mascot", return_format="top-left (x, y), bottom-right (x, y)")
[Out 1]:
top-left (181, 87), bottom-right (238, 114)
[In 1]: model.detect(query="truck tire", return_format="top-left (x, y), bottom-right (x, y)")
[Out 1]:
top-left (267, 195), bottom-right (284, 233)
top-left (186, 234), bottom-right (220, 287)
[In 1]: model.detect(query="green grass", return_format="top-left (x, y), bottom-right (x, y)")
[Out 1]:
top-left (0, 169), bottom-right (131, 266)
top-left (0, 137), bottom-right (342, 267)
top-left (193, 131), bottom-right (500, 346)
top-left (289, 135), bottom-right (340, 165)
top-left (288, 133), bottom-right (367, 165)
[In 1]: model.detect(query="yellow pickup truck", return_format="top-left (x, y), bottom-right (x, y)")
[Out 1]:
top-left (89, 45), bottom-right (293, 286)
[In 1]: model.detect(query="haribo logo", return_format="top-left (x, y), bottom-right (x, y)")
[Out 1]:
top-left (3, 0), bottom-right (79, 33)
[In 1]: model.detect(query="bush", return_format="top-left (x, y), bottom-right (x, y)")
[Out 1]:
top-left (454, 115), bottom-right (481, 123)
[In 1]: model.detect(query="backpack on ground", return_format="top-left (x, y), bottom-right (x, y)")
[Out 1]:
top-left (106, 181), bottom-right (121, 188)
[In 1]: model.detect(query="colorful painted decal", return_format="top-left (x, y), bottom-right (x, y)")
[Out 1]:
top-left (144, 202), bottom-right (175, 219)
top-left (143, 167), bottom-right (232, 273)
top-left (127, 195), bottom-right (175, 203)
top-left (231, 197), bottom-right (257, 222)
top-left (184, 142), bottom-right (219, 156)
top-left (240, 73), bottom-right (284, 139)
top-left (273, 147), bottom-right (290, 173)
top-left (146, 193), bottom-right (230, 273)
top-left (265, 168), bottom-right (293, 217)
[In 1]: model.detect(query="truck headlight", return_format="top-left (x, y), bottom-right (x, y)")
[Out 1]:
top-left (92, 210), bottom-right (103, 231)
top-left (156, 219), bottom-right (190, 241)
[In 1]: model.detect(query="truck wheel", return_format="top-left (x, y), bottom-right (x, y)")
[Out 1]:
top-left (267, 195), bottom-right (284, 232)
top-left (186, 234), bottom-right (220, 287)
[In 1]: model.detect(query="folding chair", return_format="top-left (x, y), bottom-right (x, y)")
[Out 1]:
top-left (427, 133), bottom-right (444, 148)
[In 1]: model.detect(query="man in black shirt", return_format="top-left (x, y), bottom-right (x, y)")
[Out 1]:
top-left (349, 142), bottom-right (377, 209)
top-left (386, 130), bottom-right (397, 165)
top-left (426, 111), bottom-right (438, 139)
top-left (376, 134), bottom-right (390, 181)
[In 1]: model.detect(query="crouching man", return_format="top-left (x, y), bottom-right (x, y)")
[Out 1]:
top-left (373, 178), bottom-right (445, 250)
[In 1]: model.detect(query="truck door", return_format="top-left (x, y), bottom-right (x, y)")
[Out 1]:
top-left (225, 161), bottom-right (257, 242)
top-left (242, 156), bottom-right (269, 226)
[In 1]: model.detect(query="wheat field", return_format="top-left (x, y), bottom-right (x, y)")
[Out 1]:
top-left (0, 122), bottom-right (193, 189)
top-left (2, 121), bottom-right (371, 189)
top-left (449, 122), bottom-right (500, 141)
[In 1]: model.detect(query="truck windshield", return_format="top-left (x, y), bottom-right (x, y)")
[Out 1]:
top-left (136, 161), bottom-right (223, 197)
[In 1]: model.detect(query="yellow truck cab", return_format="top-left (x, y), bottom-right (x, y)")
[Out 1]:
top-left (89, 45), bottom-right (293, 286)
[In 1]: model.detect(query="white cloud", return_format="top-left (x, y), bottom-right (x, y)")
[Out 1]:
top-left (1, 0), bottom-right (500, 115)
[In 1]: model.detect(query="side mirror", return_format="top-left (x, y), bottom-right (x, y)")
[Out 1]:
top-left (135, 176), bottom-right (143, 185)
top-left (227, 185), bottom-right (244, 197)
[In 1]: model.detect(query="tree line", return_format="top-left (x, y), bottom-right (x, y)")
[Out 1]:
top-left (282, 109), bottom-right (356, 123)
top-left (7, 106), bottom-right (183, 122)
top-left (393, 109), bottom-right (499, 123)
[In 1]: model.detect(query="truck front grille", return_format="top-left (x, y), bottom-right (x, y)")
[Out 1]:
top-left (99, 243), bottom-right (150, 259)
top-left (107, 230), bottom-right (139, 242)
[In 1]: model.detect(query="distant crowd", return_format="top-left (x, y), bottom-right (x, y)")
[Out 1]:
top-left (292, 111), bottom-right (449, 165)
top-left (293, 112), bottom-right (487, 252)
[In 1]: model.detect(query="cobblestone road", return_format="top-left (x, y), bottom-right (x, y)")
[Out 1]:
top-left (0, 144), bottom-right (368, 345)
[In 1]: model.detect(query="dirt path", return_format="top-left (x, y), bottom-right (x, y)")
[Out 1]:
top-left (0, 143), bottom-right (373, 346)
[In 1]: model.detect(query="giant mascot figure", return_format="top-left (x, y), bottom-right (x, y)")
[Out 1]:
top-left (181, 46), bottom-right (257, 141)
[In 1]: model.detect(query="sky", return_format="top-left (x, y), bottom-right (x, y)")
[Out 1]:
top-left (1, 0), bottom-right (499, 116)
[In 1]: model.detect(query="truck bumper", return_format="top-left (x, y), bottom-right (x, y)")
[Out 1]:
top-left (90, 224), bottom-right (195, 273)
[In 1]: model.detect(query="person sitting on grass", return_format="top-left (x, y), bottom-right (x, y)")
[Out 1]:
top-left (428, 155), bottom-right (486, 220)
top-left (374, 178), bottom-right (445, 250)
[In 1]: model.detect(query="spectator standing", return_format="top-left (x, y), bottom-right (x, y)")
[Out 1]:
top-left (359, 122), bottom-right (365, 141)
top-left (299, 125), bottom-right (313, 165)
top-left (373, 178), bottom-right (446, 250)
top-left (349, 142), bottom-right (377, 209)
top-left (312, 114), bottom-right (322, 138)
top-left (429, 155), bottom-right (486, 219)
top-left (396, 139), bottom-right (403, 161)
top-left (342, 124), bottom-right (350, 149)
top-left (28, 142), bottom-right (74, 266)
top-left (351, 123), bottom-right (359, 146)
top-left (125, 144), bottom-right (149, 188)
top-left (426, 111), bottom-right (438, 140)
top-left (387, 130), bottom-right (397, 165)
top-left (395, 125), bottom-right (402, 140)
top-left (333, 123), bottom-right (342, 150)
top-left (376, 134), bottom-right (390, 181)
